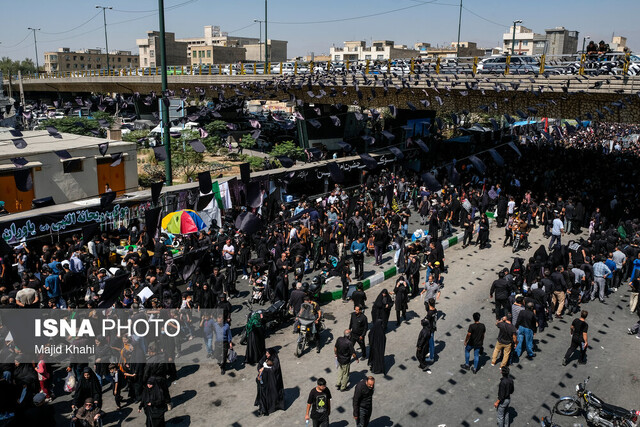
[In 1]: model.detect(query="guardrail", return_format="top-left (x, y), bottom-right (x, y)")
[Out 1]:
top-left (5, 52), bottom-right (638, 81)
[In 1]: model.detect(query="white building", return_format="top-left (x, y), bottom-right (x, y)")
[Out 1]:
top-left (502, 25), bottom-right (547, 56)
top-left (330, 40), bottom-right (420, 62)
top-left (0, 130), bottom-right (137, 213)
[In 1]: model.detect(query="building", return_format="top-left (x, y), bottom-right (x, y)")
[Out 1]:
top-left (0, 129), bottom-right (137, 213)
top-left (190, 45), bottom-right (246, 66)
top-left (330, 40), bottom-right (420, 62)
top-left (244, 40), bottom-right (288, 62)
top-left (300, 54), bottom-right (331, 62)
top-left (610, 36), bottom-right (628, 52)
top-left (544, 27), bottom-right (579, 56)
top-left (44, 48), bottom-right (139, 73)
top-left (502, 25), bottom-right (547, 56)
top-left (181, 25), bottom-right (287, 63)
top-left (503, 25), bottom-right (579, 56)
top-left (416, 41), bottom-right (485, 59)
top-left (136, 31), bottom-right (189, 68)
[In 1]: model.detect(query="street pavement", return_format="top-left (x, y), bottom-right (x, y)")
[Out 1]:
top-left (50, 221), bottom-right (640, 426)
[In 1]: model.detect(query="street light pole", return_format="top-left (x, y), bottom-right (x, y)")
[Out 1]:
top-left (455, 0), bottom-right (463, 58)
top-left (253, 19), bottom-right (263, 63)
top-left (27, 28), bottom-right (40, 75)
top-left (511, 20), bottom-right (522, 55)
top-left (96, 6), bottom-right (113, 72)
top-left (264, 0), bottom-right (268, 64)
top-left (158, 0), bottom-right (172, 185)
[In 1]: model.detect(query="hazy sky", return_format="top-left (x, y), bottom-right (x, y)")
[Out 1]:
top-left (1, 0), bottom-right (638, 62)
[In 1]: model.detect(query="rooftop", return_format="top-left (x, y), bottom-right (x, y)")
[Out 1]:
top-left (0, 130), bottom-right (133, 159)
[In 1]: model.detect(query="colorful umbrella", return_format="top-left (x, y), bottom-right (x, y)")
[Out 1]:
top-left (161, 209), bottom-right (206, 234)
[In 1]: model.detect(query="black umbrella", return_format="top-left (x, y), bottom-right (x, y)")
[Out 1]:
top-left (421, 172), bottom-right (441, 192)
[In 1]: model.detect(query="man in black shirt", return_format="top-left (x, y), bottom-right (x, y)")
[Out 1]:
top-left (334, 329), bottom-right (358, 391)
top-left (351, 283), bottom-right (367, 310)
top-left (349, 305), bottom-right (368, 360)
top-left (495, 366), bottom-right (514, 427)
top-left (490, 271), bottom-right (511, 320)
top-left (305, 377), bottom-right (331, 427)
top-left (352, 376), bottom-right (375, 427)
top-left (514, 303), bottom-right (537, 360)
top-left (491, 313), bottom-right (517, 368)
top-left (562, 310), bottom-right (589, 365)
top-left (461, 312), bottom-right (485, 374)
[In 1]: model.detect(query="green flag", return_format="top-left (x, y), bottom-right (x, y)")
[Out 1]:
top-left (212, 181), bottom-right (223, 209)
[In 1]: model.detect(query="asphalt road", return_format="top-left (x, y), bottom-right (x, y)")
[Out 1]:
top-left (49, 223), bottom-right (640, 427)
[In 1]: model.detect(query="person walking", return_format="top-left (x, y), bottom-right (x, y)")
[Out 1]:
top-left (213, 313), bottom-right (233, 375)
top-left (393, 277), bottom-right (409, 326)
top-left (562, 310), bottom-right (589, 366)
top-left (416, 317), bottom-right (432, 373)
top-left (334, 330), bottom-right (358, 392)
top-left (514, 302), bottom-right (537, 360)
top-left (592, 256), bottom-right (612, 303)
top-left (424, 298), bottom-right (438, 364)
top-left (549, 213), bottom-right (564, 250)
top-left (351, 236), bottom-right (366, 280)
top-left (490, 271), bottom-right (511, 320)
top-left (494, 367), bottom-right (514, 427)
top-left (461, 312), bottom-right (486, 374)
top-left (305, 378), bottom-right (332, 427)
top-left (349, 305), bottom-right (368, 360)
top-left (491, 314), bottom-right (517, 368)
top-left (353, 376), bottom-right (375, 427)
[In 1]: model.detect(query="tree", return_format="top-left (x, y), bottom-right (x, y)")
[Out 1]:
top-left (202, 120), bottom-right (228, 152)
top-left (0, 57), bottom-right (37, 76)
top-left (269, 140), bottom-right (305, 160)
top-left (36, 117), bottom-right (104, 137)
top-left (238, 134), bottom-right (256, 151)
top-left (168, 130), bottom-right (210, 182)
top-left (122, 129), bottom-right (150, 143)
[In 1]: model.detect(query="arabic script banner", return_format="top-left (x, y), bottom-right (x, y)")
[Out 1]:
top-left (0, 204), bottom-right (130, 243)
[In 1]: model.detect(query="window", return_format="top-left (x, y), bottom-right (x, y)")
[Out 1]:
top-left (522, 41), bottom-right (528, 46)
top-left (334, 55), bottom-right (340, 61)
top-left (376, 55), bottom-right (384, 60)
top-left (66, 64), bottom-right (70, 69)
top-left (88, 64), bottom-right (92, 69)
top-left (127, 58), bottom-right (131, 62)
top-left (74, 64), bottom-right (78, 68)
top-left (65, 56), bottom-right (70, 61)
top-left (365, 55), bottom-right (371, 60)
top-left (150, 51), bottom-right (155, 58)
top-left (73, 56), bottom-right (77, 60)
top-left (207, 50), bottom-right (211, 58)
top-left (80, 56), bottom-right (84, 60)
top-left (505, 40), bottom-right (510, 45)
top-left (63, 159), bottom-right (83, 173)
top-left (144, 58), bottom-right (148, 66)
top-left (117, 57), bottom-right (121, 62)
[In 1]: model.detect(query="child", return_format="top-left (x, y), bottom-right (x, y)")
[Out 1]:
top-left (109, 363), bottom-right (124, 409)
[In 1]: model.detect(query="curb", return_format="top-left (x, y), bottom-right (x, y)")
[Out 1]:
top-left (319, 211), bottom-right (497, 303)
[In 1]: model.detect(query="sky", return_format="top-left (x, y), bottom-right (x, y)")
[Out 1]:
top-left (1, 0), bottom-right (639, 63)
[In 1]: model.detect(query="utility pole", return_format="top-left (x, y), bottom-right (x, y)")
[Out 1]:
top-left (455, 0), bottom-right (463, 58)
top-left (254, 19), bottom-right (263, 63)
top-left (582, 35), bottom-right (590, 54)
top-left (158, 0), bottom-right (172, 184)
top-left (264, 0), bottom-right (268, 64)
top-left (27, 28), bottom-right (40, 76)
top-left (511, 20), bottom-right (522, 55)
top-left (96, 6), bottom-right (113, 73)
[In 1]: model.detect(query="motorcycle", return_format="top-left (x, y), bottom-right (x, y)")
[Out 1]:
top-left (512, 231), bottom-right (527, 253)
top-left (553, 377), bottom-right (639, 427)
top-left (294, 302), bottom-right (322, 357)
top-left (249, 277), bottom-right (268, 305)
top-left (239, 299), bottom-right (288, 345)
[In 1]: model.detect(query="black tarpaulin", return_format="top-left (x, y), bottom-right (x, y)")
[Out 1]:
top-left (359, 153), bottom-right (378, 170)
top-left (99, 191), bottom-right (117, 209)
top-left (98, 142), bottom-right (109, 156)
top-left (421, 172), bottom-right (441, 192)
top-left (153, 146), bottom-right (167, 161)
top-left (151, 181), bottom-right (163, 205)
top-left (488, 149), bottom-right (505, 167)
top-left (468, 155), bottom-right (486, 175)
top-left (110, 152), bottom-right (122, 167)
top-left (389, 146), bottom-right (404, 159)
top-left (275, 156), bottom-right (294, 168)
top-left (246, 182), bottom-right (262, 208)
top-left (12, 138), bottom-right (27, 149)
top-left (14, 168), bottom-right (33, 191)
top-left (508, 141), bottom-right (522, 158)
top-left (415, 139), bottom-right (430, 154)
top-left (189, 139), bottom-right (206, 153)
top-left (145, 207), bottom-right (162, 240)
top-left (54, 150), bottom-right (72, 159)
top-left (327, 162), bottom-right (344, 183)
top-left (198, 171), bottom-right (212, 195)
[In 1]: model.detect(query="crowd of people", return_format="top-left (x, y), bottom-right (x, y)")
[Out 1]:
top-left (0, 116), bottom-right (639, 425)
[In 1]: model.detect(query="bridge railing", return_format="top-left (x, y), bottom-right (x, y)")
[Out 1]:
top-left (8, 52), bottom-right (639, 82)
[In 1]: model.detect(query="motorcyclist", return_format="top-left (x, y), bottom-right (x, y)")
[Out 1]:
top-left (296, 296), bottom-right (322, 342)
